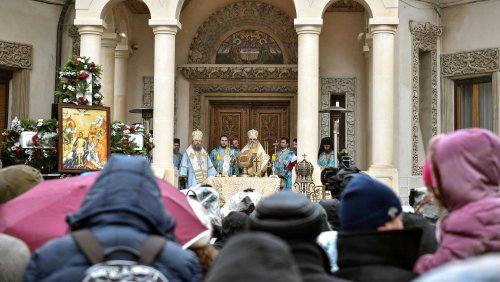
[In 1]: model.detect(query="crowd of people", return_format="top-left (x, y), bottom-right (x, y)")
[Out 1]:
top-left (1, 127), bottom-right (499, 281)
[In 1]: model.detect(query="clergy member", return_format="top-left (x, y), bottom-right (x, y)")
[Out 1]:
top-left (210, 134), bottom-right (239, 176)
top-left (241, 129), bottom-right (270, 176)
top-left (179, 130), bottom-right (217, 188)
top-left (272, 137), bottom-right (295, 190)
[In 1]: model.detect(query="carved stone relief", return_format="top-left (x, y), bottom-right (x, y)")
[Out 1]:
top-left (188, 1), bottom-right (297, 64)
top-left (68, 25), bottom-right (81, 56)
top-left (441, 48), bottom-right (499, 77)
top-left (410, 21), bottom-right (442, 175)
top-left (0, 40), bottom-right (32, 69)
top-left (192, 84), bottom-right (297, 130)
top-left (143, 76), bottom-right (154, 107)
top-left (179, 64), bottom-right (297, 80)
top-left (320, 77), bottom-right (356, 160)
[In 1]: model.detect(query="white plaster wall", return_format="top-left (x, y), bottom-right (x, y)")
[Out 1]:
top-left (396, 0), bottom-right (438, 177)
top-left (320, 11), bottom-right (368, 169)
top-left (126, 14), bottom-right (154, 125)
top-left (441, 1), bottom-right (500, 53)
top-left (0, 0), bottom-right (61, 119)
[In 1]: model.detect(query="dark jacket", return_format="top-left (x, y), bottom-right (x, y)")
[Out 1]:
top-left (24, 155), bottom-right (201, 282)
top-left (333, 228), bottom-right (422, 282)
top-left (290, 240), bottom-right (351, 282)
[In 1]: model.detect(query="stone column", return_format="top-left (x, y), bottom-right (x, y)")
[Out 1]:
top-left (77, 25), bottom-right (103, 64)
top-left (149, 21), bottom-right (179, 183)
top-left (100, 33), bottom-right (118, 111)
top-left (367, 23), bottom-right (399, 190)
top-left (114, 43), bottom-right (129, 122)
top-left (295, 19), bottom-right (322, 184)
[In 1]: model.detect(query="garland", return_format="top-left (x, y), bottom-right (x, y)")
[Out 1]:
top-left (55, 55), bottom-right (103, 105)
top-left (2, 118), bottom-right (155, 172)
top-left (2, 117), bottom-right (58, 170)
top-left (111, 121), bottom-right (154, 159)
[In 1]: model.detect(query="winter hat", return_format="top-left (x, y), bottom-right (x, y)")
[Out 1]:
top-left (205, 232), bottom-right (302, 282)
top-left (422, 159), bottom-right (433, 189)
top-left (340, 174), bottom-right (402, 231)
top-left (0, 165), bottom-right (44, 204)
top-left (249, 191), bottom-right (323, 240)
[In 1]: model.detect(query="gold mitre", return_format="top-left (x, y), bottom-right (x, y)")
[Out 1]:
top-left (247, 129), bottom-right (258, 139)
top-left (192, 129), bottom-right (203, 141)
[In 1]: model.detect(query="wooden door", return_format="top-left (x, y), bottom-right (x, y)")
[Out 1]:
top-left (210, 102), bottom-right (290, 152)
top-left (0, 70), bottom-right (12, 142)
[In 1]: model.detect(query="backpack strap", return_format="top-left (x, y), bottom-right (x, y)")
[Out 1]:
top-left (138, 235), bottom-right (166, 265)
top-left (72, 229), bottom-right (105, 264)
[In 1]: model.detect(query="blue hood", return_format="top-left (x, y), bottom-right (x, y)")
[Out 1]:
top-left (67, 154), bottom-right (175, 239)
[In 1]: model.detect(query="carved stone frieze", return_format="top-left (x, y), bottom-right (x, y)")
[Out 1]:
top-left (410, 21), bottom-right (440, 175)
top-left (441, 48), bottom-right (499, 77)
top-left (68, 25), bottom-right (81, 56)
top-left (192, 84), bottom-right (297, 130)
top-left (179, 64), bottom-right (298, 80)
top-left (320, 77), bottom-right (356, 160)
top-left (143, 76), bottom-right (154, 107)
top-left (188, 1), bottom-right (297, 64)
top-left (0, 40), bottom-right (32, 69)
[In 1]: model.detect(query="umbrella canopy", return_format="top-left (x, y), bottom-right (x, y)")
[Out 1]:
top-left (0, 173), bottom-right (207, 252)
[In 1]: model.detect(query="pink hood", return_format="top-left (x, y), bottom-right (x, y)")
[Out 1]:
top-left (428, 128), bottom-right (500, 212)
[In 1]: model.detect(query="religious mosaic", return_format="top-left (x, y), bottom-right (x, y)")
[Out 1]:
top-left (216, 30), bottom-right (283, 64)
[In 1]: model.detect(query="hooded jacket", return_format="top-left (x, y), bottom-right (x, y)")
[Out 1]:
top-left (414, 128), bottom-right (500, 274)
top-left (24, 155), bottom-right (201, 282)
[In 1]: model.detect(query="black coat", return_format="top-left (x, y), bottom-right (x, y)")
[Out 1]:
top-left (24, 155), bottom-right (201, 282)
top-left (289, 240), bottom-right (352, 282)
top-left (333, 228), bottom-right (422, 282)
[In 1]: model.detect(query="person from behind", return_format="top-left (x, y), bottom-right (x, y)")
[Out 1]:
top-left (0, 233), bottom-right (30, 282)
top-left (213, 211), bottom-right (249, 250)
top-left (0, 165), bottom-right (44, 204)
top-left (249, 191), bottom-right (350, 282)
top-left (413, 128), bottom-right (500, 274)
top-left (205, 232), bottom-right (303, 282)
top-left (24, 155), bottom-right (201, 282)
top-left (333, 174), bottom-right (422, 282)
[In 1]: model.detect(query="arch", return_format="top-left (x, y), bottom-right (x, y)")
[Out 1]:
top-left (188, 1), bottom-right (298, 64)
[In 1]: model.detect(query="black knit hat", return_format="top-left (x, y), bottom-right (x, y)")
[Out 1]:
top-left (249, 191), bottom-right (323, 239)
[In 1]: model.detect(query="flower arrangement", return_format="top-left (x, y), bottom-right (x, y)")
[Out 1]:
top-left (1, 118), bottom-right (155, 172)
top-left (2, 117), bottom-right (59, 170)
top-left (55, 55), bottom-right (103, 105)
top-left (111, 121), bottom-right (154, 159)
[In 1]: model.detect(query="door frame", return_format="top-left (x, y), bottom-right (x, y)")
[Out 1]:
top-left (197, 91), bottom-right (297, 149)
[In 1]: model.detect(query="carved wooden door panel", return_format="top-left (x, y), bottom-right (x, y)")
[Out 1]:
top-left (251, 105), bottom-right (289, 153)
top-left (210, 102), bottom-right (289, 152)
top-left (210, 105), bottom-right (249, 151)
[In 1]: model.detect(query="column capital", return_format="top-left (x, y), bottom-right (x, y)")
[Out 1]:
top-left (294, 18), bottom-right (323, 35)
top-left (369, 18), bottom-right (398, 34)
top-left (115, 43), bottom-right (130, 59)
top-left (101, 33), bottom-right (118, 48)
top-left (77, 25), bottom-right (104, 36)
top-left (150, 25), bottom-right (179, 36)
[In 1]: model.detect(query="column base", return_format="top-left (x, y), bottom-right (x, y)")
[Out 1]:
top-left (151, 163), bottom-right (178, 187)
top-left (367, 165), bottom-right (399, 194)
